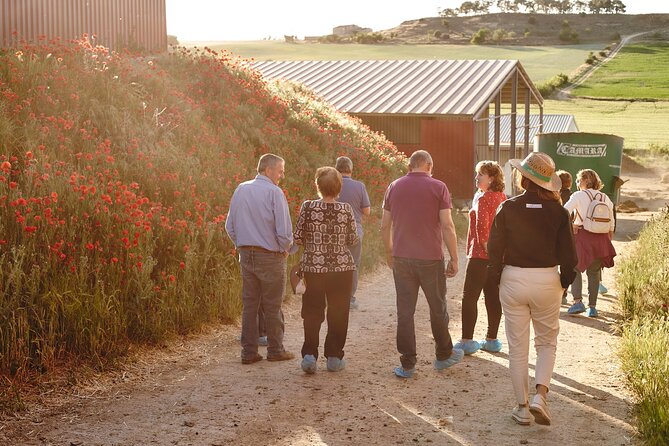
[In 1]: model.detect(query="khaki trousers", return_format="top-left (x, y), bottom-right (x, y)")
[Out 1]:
top-left (500, 265), bottom-right (562, 405)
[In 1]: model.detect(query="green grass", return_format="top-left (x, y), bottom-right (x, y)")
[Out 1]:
top-left (545, 98), bottom-right (669, 150)
top-left (192, 41), bottom-right (602, 83)
top-left (572, 42), bottom-right (669, 100)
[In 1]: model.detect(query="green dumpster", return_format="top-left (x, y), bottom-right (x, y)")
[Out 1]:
top-left (535, 132), bottom-right (624, 204)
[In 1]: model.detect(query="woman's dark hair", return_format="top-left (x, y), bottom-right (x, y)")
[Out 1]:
top-left (520, 176), bottom-right (560, 202)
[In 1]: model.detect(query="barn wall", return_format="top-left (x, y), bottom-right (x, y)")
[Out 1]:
top-left (1, 0), bottom-right (167, 52)
top-left (421, 119), bottom-right (475, 201)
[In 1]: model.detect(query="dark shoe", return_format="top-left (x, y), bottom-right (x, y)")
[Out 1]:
top-left (267, 350), bottom-right (295, 362)
top-left (241, 353), bottom-right (263, 364)
top-left (561, 295), bottom-right (569, 305)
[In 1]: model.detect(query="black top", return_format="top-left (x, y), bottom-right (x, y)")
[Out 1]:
top-left (487, 190), bottom-right (577, 289)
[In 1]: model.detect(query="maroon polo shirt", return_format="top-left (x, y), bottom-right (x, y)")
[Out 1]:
top-left (382, 171), bottom-right (452, 260)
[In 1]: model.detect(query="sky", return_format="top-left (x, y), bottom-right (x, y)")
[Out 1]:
top-left (166, 0), bottom-right (669, 42)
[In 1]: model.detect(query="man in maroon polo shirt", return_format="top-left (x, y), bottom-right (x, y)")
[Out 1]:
top-left (381, 150), bottom-right (464, 378)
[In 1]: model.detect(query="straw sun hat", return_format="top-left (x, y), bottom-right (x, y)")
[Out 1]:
top-left (509, 152), bottom-right (562, 192)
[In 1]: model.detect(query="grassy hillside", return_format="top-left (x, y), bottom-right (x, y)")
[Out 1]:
top-left (545, 98), bottom-right (669, 150)
top-left (572, 41), bottom-right (669, 99)
top-left (381, 13), bottom-right (669, 46)
top-left (0, 41), bottom-right (405, 381)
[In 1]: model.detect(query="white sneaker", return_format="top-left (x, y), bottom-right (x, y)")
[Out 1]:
top-left (530, 394), bottom-right (551, 425)
top-left (511, 404), bottom-right (531, 425)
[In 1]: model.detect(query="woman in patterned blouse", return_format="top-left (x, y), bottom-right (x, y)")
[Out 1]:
top-left (454, 161), bottom-right (507, 355)
top-left (294, 167), bottom-right (359, 374)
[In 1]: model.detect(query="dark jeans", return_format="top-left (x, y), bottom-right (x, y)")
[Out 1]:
top-left (461, 258), bottom-right (502, 340)
top-left (392, 257), bottom-right (454, 370)
top-left (239, 249), bottom-right (286, 360)
top-left (572, 258), bottom-right (602, 307)
top-left (301, 270), bottom-right (353, 359)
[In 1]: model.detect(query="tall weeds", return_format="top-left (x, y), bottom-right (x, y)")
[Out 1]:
top-left (0, 39), bottom-right (406, 382)
top-left (617, 207), bottom-right (669, 444)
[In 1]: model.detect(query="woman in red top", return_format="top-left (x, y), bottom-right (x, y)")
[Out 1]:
top-left (454, 161), bottom-right (507, 355)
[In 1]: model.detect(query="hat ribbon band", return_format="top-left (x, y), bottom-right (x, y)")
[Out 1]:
top-left (521, 160), bottom-right (551, 182)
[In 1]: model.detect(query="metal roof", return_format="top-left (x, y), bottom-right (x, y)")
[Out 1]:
top-left (488, 114), bottom-right (578, 144)
top-left (254, 59), bottom-right (542, 117)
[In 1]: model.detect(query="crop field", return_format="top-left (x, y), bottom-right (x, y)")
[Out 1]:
top-left (189, 41), bottom-right (603, 82)
top-left (572, 42), bottom-right (669, 100)
top-left (545, 98), bottom-right (669, 150)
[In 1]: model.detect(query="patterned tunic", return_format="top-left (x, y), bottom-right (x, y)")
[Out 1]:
top-left (294, 200), bottom-right (359, 273)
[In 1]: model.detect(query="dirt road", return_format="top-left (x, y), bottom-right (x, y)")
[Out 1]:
top-left (3, 161), bottom-right (666, 446)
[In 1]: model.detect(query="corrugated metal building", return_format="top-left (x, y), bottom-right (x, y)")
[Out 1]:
top-left (488, 114), bottom-right (578, 165)
top-left (0, 0), bottom-right (167, 52)
top-left (254, 59), bottom-right (544, 200)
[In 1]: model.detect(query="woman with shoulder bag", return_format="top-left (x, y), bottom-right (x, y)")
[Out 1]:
top-left (563, 169), bottom-right (616, 317)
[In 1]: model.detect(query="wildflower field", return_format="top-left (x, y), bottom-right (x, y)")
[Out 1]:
top-left (0, 37), bottom-right (406, 383)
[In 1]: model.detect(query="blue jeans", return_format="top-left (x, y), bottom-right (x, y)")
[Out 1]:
top-left (239, 249), bottom-right (287, 360)
top-left (571, 258), bottom-right (602, 307)
top-left (348, 237), bottom-right (363, 299)
top-left (392, 257), bottom-right (454, 370)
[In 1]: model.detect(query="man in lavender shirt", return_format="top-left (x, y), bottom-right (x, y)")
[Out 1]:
top-left (335, 156), bottom-right (371, 310)
top-left (225, 153), bottom-right (295, 365)
top-left (381, 150), bottom-right (464, 378)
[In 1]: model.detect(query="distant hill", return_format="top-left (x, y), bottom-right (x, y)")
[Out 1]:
top-left (376, 13), bottom-right (669, 46)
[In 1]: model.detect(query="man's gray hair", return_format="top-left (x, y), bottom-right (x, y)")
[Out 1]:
top-left (335, 156), bottom-right (353, 174)
top-left (257, 153), bottom-right (284, 174)
top-left (409, 150), bottom-right (433, 169)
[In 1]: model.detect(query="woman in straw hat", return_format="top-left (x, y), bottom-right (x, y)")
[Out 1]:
top-left (487, 152), bottom-right (577, 426)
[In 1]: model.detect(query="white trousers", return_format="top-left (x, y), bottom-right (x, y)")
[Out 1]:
top-left (500, 265), bottom-right (562, 405)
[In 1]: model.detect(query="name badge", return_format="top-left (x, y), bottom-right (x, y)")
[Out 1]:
top-left (526, 204), bottom-right (542, 208)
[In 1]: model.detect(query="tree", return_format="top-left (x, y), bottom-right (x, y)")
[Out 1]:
top-left (458, 1), bottom-right (478, 14)
top-left (520, 0), bottom-right (537, 12)
top-left (573, 0), bottom-right (588, 12)
top-left (497, 0), bottom-right (519, 12)
top-left (556, 0), bottom-right (573, 13)
top-left (611, 0), bottom-right (626, 13)
top-left (439, 7), bottom-right (459, 16)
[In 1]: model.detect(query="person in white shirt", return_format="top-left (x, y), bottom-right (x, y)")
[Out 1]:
top-left (563, 169), bottom-right (616, 318)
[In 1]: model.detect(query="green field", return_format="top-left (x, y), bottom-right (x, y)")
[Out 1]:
top-left (545, 98), bottom-right (669, 150)
top-left (572, 42), bottom-right (669, 100)
top-left (191, 41), bottom-right (602, 83)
